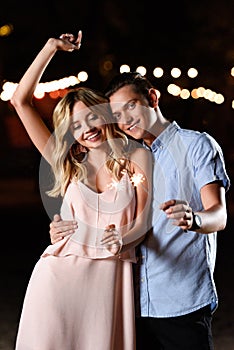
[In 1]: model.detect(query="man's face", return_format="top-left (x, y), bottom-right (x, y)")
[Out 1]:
top-left (109, 85), bottom-right (155, 140)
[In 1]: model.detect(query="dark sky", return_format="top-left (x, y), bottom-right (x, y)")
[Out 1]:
top-left (0, 0), bottom-right (234, 151)
top-left (1, 0), bottom-right (234, 88)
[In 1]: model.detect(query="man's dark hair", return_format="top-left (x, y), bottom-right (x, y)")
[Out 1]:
top-left (104, 72), bottom-right (154, 101)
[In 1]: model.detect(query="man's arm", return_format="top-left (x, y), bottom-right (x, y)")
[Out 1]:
top-left (160, 182), bottom-right (227, 233)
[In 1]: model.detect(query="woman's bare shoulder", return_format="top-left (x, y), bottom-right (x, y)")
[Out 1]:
top-left (129, 144), bottom-right (151, 161)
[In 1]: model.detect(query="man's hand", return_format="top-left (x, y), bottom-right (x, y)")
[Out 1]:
top-left (160, 199), bottom-right (193, 231)
top-left (49, 214), bottom-right (78, 244)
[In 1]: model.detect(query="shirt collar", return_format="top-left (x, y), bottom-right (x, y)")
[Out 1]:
top-left (143, 121), bottom-right (180, 152)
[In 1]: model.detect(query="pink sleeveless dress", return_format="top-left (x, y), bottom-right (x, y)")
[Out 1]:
top-left (15, 172), bottom-right (137, 350)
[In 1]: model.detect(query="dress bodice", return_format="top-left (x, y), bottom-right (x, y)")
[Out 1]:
top-left (42, 172), bottom-right (137, 261)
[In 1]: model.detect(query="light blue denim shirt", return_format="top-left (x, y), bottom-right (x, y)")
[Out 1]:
top-left (134, 121), bottom-right (230, 318)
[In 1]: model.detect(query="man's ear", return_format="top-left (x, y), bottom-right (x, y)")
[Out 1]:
top-left (148, 88), bottom-right (159, 108)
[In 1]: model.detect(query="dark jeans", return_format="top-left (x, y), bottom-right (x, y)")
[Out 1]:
top-left (136, 306), bottom-right (214, 350)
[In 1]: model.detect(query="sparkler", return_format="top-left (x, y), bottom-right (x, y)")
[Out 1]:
top-left (107, 169), bottom-right (148, 193)
top-left (130, 173), bottom-right (145, 187)
top-left (106, 153), bottom-right (150, 194)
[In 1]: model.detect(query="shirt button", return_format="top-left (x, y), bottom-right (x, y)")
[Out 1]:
top-left (141, 278), bottom-right (144, 283)
top-left (141, 255), bottom-right (145, 259)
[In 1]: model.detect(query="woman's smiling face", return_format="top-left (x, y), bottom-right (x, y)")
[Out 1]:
top-left (70, 101), bottom-right (107, 150)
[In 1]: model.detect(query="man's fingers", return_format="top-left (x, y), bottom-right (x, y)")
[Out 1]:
top-left (49, 214), bottom-right (62, 229)
top-left (159, 199), bottom-right (176, 210)
top-left (51, 237), bottom-right (63, 244)
top-left (51, 219), bottom-right (77, 230)
top-left (175, 200), bottom-right (189, 206)
top-left (53, 214), bottom-right (61, 222)
top-left (164, 203), bottom-right (192, 216)
top-left (160, 199), bottom-right (193, 230)
top-left (160, 199), bottom-right (190, 211)
top-left (49, 216), bottom-right (78, 246)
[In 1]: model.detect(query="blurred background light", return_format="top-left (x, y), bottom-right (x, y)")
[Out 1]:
top-left (171, 68), bottom-right (181, 78)
top-left (136, 65), bottom-right (147, 76)
top-left (0, 23), bottom-right (13, 37)
top-left (120, 64), bottom-right (131, 73)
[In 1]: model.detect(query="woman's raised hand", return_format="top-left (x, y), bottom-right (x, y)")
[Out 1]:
top-left (57, 30), bottom-right (82, 52)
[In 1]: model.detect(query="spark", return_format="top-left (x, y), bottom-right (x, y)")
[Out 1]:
top-left (107, 171), bottom-right (145, 191)
top-left (107, 180), bottom-right (125, 191)
top-left (130, 173), bottom-right (145, 187)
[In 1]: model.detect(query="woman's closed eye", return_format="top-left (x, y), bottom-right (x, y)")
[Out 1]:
top-left (73, 122), bottom-right (81, 130)
top-left (72, 114), bottom-right (99, 130)
top-left (88, 114), bottom-right (99, 122)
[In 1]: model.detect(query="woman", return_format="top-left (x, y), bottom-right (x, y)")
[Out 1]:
top-left (11, 31), bottom-right (152, 350)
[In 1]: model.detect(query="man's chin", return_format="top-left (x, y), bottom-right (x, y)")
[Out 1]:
top-left (126, 130), bottom-right (144, 140)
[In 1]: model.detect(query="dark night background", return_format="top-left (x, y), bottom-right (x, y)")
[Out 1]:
top-left (0, 1), bottom-right (234, 349)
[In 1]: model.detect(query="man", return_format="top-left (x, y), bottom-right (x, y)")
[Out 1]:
top-left (49, 72), bottom-right (230, 349)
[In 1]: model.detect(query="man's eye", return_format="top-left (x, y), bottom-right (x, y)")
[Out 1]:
top-left (127, 101), bottom-right (136, 110)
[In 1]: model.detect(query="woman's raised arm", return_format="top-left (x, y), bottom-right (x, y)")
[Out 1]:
top-left (10, 31), bottom-right (82, 164)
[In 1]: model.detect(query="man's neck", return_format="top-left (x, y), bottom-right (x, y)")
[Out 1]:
top-left (143, 113), bottom-right (171, 147)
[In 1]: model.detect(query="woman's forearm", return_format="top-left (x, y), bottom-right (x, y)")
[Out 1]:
top-left (10, 32), bottom-right (81, 162)
top-left (10, 39), bottom-right (59, 161)
top-left (11, 39), bottom-right (58, 106)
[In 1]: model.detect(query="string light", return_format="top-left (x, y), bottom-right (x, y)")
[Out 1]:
top-left (153, 67), bottom-right (164, 78)
top-left (120, 64), bottom-right (130, 73)
top-left (0, 66), bottom-right (232, 108)
top-left (187, 68), bottom-right (198, 78)
top-left (136, 66), bottom-right (147, 76)
top-left (171, 68), bottom-right (181, 78)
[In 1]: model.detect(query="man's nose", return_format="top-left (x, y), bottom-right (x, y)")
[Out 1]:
top-left (122, 111), bottom-right (133, 124)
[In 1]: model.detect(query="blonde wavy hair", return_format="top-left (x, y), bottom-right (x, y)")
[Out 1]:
top-left (47, 87), bottom-right (130, 197)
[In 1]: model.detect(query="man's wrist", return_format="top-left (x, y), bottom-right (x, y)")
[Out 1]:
top-left (190, 212), bottom-right (202, 231)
